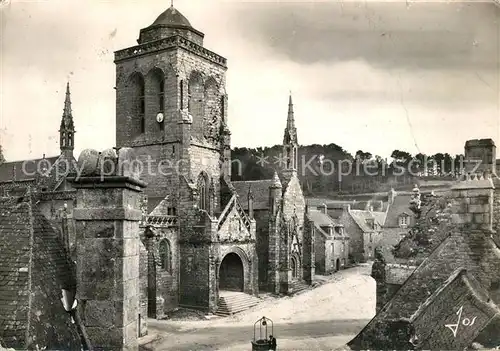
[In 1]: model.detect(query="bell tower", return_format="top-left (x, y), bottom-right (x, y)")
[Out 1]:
top-left (114, 5), bottom-right (229, 206)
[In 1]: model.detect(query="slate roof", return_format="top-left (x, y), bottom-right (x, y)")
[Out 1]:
top-left (349, 210), bottom-right (384, 233)
top-left (0, 194), bottom-right (78, 349)
top-left (384, 194), bottom-right (413, 228)
top-left (349, 230), bottom-right (500, 349)
top-left (0, 197), bottom-right (32, 345)
top-left (232, 179), bottom-right (275, 210)
top-left (147, 196), bottom-right (166, 214)
top-left (0, 156), bottom-right (59, 183)
top-left (308, 209), bottom-right (336, 227)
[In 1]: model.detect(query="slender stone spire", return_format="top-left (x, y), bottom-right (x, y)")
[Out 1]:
top-left (287, 93), bottom-right (295, 130)
top-left (283, 93), bottom-right (297, 145)
top-left (59, 82), bottom-right (75, 156)
top-left (282, 93), bottom-right (298, 172)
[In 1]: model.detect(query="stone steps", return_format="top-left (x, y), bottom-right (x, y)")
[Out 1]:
top-left (289, 280), bottom-right (310, 295)
top-left (215, 292), bottom-right (261, 316)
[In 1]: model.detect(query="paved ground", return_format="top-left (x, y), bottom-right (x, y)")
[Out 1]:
top-left (142, 264), bottom-right (375, 350)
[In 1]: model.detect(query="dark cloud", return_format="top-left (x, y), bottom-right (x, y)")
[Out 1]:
top-left (228, 2), bottom-right (499, 70)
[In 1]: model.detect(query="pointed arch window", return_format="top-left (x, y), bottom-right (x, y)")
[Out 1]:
top-left (130, 73), bottom-right (146, 134)
top-left (159, 77), bottom-right (165, 113)
top-left (139, 81), bottom-right (145, 134)
top-left (159, 239), bottom-right (171, 272)
top-left (188, 73), bottom-right (203, 128)
top-left (197, 173), bottom-right (210, 211)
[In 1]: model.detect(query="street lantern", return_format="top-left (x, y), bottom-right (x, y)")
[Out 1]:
top-left (251, 316), bottom-right (274, 351)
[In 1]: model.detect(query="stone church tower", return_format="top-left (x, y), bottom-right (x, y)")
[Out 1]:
top-left (114, 4), bottom-right (230, 209)
top-left (114, 5), bottom-right (258, 315)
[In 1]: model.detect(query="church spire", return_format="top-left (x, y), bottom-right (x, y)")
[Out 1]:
top-left (287, 93), bottom-right (295, 130)
top-left (59, 82), bottom-right (75, 157)
top-left (283, 92), bottom-right (298, 145)
top-left (63, 82), bottom-right (72, 120)
top-left (282, 93), bottom-right (298, 172)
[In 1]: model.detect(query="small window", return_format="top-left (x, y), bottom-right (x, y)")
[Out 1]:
top-left (399, 215), bottom-right (409, 227)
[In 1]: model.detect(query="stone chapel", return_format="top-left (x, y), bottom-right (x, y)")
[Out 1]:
top-left (112, 4), bottom-right (314, 317)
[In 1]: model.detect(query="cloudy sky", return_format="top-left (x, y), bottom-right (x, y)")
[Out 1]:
top-left (1, 0), bottom-right (499, 161)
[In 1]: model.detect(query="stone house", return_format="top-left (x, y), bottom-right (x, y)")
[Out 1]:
top-left (381, 189), bottom-right (415, 248)
top-left (339, 205), bottom-right (385, 262)
top-left (350, 139), bottom-right (500, 350)
top-left (307, 205), bottom-right (349, 273)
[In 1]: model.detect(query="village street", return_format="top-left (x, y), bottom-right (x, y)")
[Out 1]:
top-left (141, 264), bottom-right (375, 350)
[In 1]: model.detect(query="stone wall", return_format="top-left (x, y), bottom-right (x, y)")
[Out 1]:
top-left (254, 209), bottom-right (270, 290)
top-left (314, 232), bottom-right (326, 274)
top-left (138, 243), bottom-right (148, 337)
top-left (179, 242), bottom-right (211, 309)
top-left (341, 211), bottom-right (364, 262)
top-left (145, 226), bottom-right (179, 318)
top-left (332, 234), bottom-right (349, 271)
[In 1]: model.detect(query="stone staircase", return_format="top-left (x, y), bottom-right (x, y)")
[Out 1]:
top-left (289, 279), bottom-right (310, 295)
top-left (215, 291), bottom-right (261, 316)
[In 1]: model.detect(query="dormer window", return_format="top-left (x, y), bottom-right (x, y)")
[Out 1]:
top-left (365, 219), bottom-right (374, 229)
top-left (399, 214), bottom-right (410, 227)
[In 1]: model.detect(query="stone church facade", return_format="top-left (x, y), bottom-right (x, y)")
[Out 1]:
top-left (0, 4), bottom-right (314, 326)
top-left (113, 5), bottom-right (313, 317)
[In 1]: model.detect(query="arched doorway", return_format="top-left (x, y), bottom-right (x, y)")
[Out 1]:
top-left (219, 253), bottom-right (244, 292)
top-left (336, 259), bottom-right (340, 271)
top-left (291, 256), bottom-right (297, 279)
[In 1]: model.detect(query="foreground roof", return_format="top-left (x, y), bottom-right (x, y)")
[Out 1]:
top-left (0, 195), bottom-right (79, 349)
top-left (232, 179), bottom-right (275, 210)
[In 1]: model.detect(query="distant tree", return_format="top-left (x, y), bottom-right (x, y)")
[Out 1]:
top-left (413, 153), bottom-right (427, 175)
top-left (390, 149), bottom-right (413, 177)
top-left (0, 144), bottom-right (5, 164)
top-left (355, 150), bottom-right (373, 161)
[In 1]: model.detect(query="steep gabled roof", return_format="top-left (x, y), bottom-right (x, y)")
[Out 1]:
top-left (308, 209), bottom-right (336, 227)
top-left (0, 197), bottom-right (32, 345)
top-left (384, 194), bottom-right (414, 228)
top-left (0, 156), bottom-right (59, 184)
top-left (349, 210), bottom-right (384, 233)
top-left (0, 195), bottom-right (79, 349)
top-left (232, 179), bottom-right (274, 210)
top-left (349, 230), bottom-right (500, 349)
